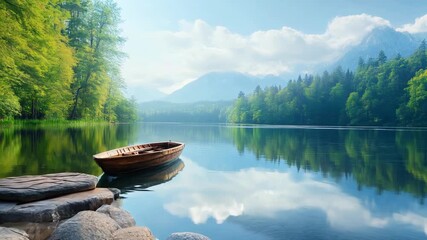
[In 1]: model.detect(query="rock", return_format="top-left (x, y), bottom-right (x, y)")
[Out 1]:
top-left (166, 232), bottom-right (211, 240)
top-left (96, 204), bottom-right (135, 228)
top-left (0, 172), bottom-right (98, 203)
top-left (0, 226), bottom-right (29, 240)
top-left (1, 222), bottom-right (57, 240)
top-left (49, 211), bottom-right (120, 240)
top-left (0, 188), bottom-right (115, 223)
top-left (112, 226), bottom-right (155, 240)
top-left (109, 188), bottom-right (121, 199)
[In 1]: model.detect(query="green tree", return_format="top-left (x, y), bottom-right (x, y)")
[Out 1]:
top-left (67, 0), bottom-right (126, 120)
top-left (0, 0), bottom-right (75, 119)
top-left (405, 69), bottom-right (427, 125)
top-left (0, 80), bottom-right (20, 119)
top-left (229, 91), bottom-right (251, 123)
top-left (249, 86), bottom-right (267, 123)
top-left (346, 92), bottom-right (364, 125)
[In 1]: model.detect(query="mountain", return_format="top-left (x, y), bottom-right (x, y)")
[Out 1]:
top-left (332, 27), bottom-right (419, 70)
top-left (163, 72), bottom-right (288, 103)
top-left (125, 86), bottom-right (166, 103)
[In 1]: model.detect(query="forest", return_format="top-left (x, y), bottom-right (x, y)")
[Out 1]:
top-left (228, 42), bottom-right (427, 126)
top-left (0, 0), bottom-right (136, 122)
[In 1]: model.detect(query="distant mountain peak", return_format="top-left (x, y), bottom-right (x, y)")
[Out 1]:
top-left (331, 26), bottom-right (420, 70)
top-left (362, 26), bottom-right (415, 46)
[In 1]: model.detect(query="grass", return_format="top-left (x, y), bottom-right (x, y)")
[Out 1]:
top-left (0, 119), bottom-right (110, 127)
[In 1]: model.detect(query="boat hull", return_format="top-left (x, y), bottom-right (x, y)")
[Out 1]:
top-left (93, 141), bottom-right (184, 176)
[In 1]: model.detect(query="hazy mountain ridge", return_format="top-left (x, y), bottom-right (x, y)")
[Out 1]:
top-left (127, 87), bottom-right (166, 103)
top-left (163, 72), bottom-right (288, 103)
top-left (139, 100), bottom-right (232, 122)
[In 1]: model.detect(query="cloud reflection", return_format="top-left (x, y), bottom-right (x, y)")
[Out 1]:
top-left (160, 158), bottom-right (388, 229)
top-left (394, 212), bottom-right (427, 235)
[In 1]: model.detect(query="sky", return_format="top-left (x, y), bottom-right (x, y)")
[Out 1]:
top-left (115, 0), bottom-right (427, 95)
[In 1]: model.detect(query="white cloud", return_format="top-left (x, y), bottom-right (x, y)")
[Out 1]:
top-left (122, 14), bottom-right (390, 93)
top-left (324, 14), bottom-right (391, 48)
top-left (397, 14), bottom-right (427, 33)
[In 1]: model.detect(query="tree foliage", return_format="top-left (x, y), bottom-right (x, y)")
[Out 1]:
top-left (229, 42), bottom-right (427, 126)
top-left (0, 0), bottom-right (136, 122)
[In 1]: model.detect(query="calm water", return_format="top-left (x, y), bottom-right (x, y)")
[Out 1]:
top-left (1, 123), bottom-right (427, 240)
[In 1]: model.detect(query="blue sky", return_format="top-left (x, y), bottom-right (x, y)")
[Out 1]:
top-left (116, 0), bottom-right (427, 94)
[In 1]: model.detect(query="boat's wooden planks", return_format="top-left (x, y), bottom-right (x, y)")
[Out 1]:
top-left (93, 141), bottom-right (185, 175)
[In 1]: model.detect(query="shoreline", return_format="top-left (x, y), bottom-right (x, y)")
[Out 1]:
top-left (0, 172), bottom-right (209, 240)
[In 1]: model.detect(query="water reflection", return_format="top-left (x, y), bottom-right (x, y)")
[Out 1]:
top-left (157, 157), bottom-right (427, 236)
top-left (161, 158), bottom-right (386, 229)
top-left (394, 212), bottom-right (427, 235)
top-left (97, 159), bottom-right (185, 193)
top-left (0, 124), bottom-right (138, 177)
top-left (2, 123), bottom-right (427, 239)
top-left (230, 127), bottom-right (427, 198)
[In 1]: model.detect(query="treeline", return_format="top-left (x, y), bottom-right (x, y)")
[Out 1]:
top-left (0, 0), bottom-right (136, 122)
top-left (228, 42), bottom-right (427, 126)
top-left (140, 101), bottom-right (230, 123)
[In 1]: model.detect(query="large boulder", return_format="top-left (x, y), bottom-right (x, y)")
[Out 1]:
top-left (166, 232), bottom-right (211, 240)
top-left (1, 222), bottom-right (57, 240)
top-left (0, 188), bottom-right (116, 223)
top-left (112, 226), bottom-right (155, 240)
top-left (96, 204), bottom-right (135, 228)
top-left (0, 172), bottom-right (98, 203)
top-left (0, 226), bottom-right (29, 240)
top-left (49, 211), bottom-right (120, 240)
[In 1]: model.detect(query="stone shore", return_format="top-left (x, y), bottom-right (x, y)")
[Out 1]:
top-left (0, 172), bottom-right (210, 240)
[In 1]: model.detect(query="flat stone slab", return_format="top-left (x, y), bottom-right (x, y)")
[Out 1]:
top-left (0, 172), bottom-right (98, 203)
top-left (0, 188), bottom-right (116, 223)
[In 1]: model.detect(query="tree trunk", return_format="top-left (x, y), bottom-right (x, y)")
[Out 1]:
top-left (69, 72), bottom-right (92, 119)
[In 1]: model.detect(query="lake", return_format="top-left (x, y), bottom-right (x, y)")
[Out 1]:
top-left (1, 122), bottom-right (427, 240)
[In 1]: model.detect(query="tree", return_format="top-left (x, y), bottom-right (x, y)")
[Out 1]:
top-left (0, 80), bottom-right (20, 119)
top-left (0, 0), bottom-right (75, 119)
top-left (250, 86), bottom-right (267, 123)
top-left (378, 50), bottom-right (387, 65)
top-left (405, 69), bottom-right (427, 125)
top-left (67, 0), bottom-right (126, 120)
top-left (228, 91), bottom-right (251, 123)
top-left (409, 40), bottom-right (427, 74)
top-left (114, 97), bottom-right (137, 122)
top-left (0, 0), bottom-right (135, 122)
top-left (345, 92), bottom-right (365, 125)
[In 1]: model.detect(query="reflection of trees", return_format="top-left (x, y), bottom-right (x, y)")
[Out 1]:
top-left (398, 132), bottom-right (427, 186)
top-left (231, 127), bottom-right (427, 198)
top-left (0, 124), bottom-right (138, 177)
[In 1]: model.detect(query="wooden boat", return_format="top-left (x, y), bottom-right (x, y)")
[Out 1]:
top-left (93, 141), bottom-right (185, 175)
